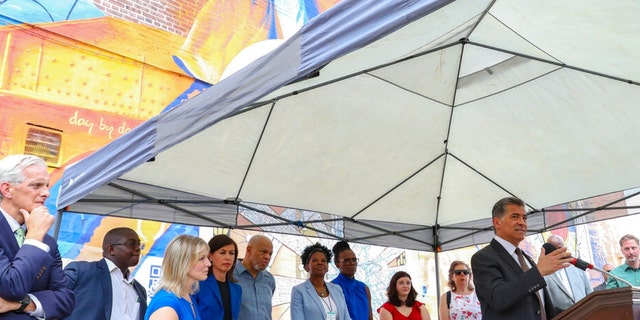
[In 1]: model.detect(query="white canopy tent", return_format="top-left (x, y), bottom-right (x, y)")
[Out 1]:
top-left (57, 0), bottom-right (640, 252)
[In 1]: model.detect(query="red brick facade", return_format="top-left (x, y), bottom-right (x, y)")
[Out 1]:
top-left (92, 0), bottom-right (207, 36)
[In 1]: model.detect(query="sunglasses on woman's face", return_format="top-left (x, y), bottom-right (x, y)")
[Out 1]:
top-left (453, 269), bottom-right (470, 276)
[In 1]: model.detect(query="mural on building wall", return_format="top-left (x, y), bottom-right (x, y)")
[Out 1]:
top-left (2, 1), bottom-right (640, 319)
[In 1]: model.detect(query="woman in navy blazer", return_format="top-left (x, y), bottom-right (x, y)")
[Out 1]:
top-left (193, 235), bottom-right (242, 320)
top-left (291, 242), bottom-right (352, 320)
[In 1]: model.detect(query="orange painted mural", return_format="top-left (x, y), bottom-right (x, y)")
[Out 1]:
top-left (0, 1), bottom-right (342, 318)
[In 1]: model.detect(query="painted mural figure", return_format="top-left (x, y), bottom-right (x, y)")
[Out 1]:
top-left (233, 234), bottom-right (276, 320)
top-left (0, 155), bottom-right (74, 318)
top-left (173, 0), bottom-right (340, 84)
top-left (64, 227), bottom-right (147, 320)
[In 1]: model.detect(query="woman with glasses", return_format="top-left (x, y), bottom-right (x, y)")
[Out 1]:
top-left (145, 235), bottom-right (211, 320)
top-left (438, 261), bottom-right (482, 320)
top-left (193, 234), bottom-right (242, 320)
top-left (378, 271), bottom-right (431, 320)
top-left (331, 241), bottom-right (373, 320)
top-left (291, 242), bottom-right (352, 320)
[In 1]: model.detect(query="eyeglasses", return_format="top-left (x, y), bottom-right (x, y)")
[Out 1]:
top-left (112, 240), bottom-right (145, 250)
top-left (339, 258), bottom-right (359, 264)
top-left (453, 269), bottom-right (470, 276)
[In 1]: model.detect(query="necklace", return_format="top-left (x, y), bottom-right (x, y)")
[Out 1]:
top-left (314, 283), bottom-right (328, 297)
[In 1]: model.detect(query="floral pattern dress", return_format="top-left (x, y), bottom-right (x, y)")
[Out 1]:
top-left (449, 292), bottom-right (482, 320)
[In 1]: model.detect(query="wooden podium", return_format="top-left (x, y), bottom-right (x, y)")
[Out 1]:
top-left (552, 287), bottom-right (640, 320)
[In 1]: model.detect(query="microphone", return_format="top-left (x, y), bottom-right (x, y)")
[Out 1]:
top-left (542, 242), bottom-right (636, 288)
top-left (542, 243), bottom-right (593, 270)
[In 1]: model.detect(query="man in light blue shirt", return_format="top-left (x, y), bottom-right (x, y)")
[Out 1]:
top-left (233, 234), bottom-right (276, 320)
top-left (606, 234), bottom-right (640, 288)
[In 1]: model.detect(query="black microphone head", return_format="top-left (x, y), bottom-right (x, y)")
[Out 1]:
top-left (542, 243), bottom-right (557, 255)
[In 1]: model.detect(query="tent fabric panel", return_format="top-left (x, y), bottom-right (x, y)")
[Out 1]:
top-left (57, 118), bottom-right (158, 209)
top-left (490, 0), bottom-right (640, 82)
top-left (259, 0), bottom-right (480, 103)
top-left (65, 179), bottom-right (239, 227)
top-left (239, 76), bottom-right (451, 217)
top-left (449, 69), bottom-right (640, 210)
top-left (121, 106), bottom-right (272, 198)
top-left (456, 54), bottom-right (561, 105)
top-left (369, 46), bottom-right (462, 106)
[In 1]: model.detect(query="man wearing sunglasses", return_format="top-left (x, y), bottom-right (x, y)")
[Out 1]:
top-left (64, 227), bottom-right (147, 320)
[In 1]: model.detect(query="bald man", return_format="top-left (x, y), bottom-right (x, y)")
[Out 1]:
top-left (233, 234), bottom-right (276, 320)
top-left (543, 234), bottom-right (592, 314)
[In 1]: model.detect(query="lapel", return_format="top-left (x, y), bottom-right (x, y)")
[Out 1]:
top-left (98, 259), bottom-right (114, 319)
top-left (304, 280), bottom-right (325, 318)
top-left (490, 239), bottom-right (523, 274)
top-left (549, 271), bottom-right (572, 298)
top-left (0, 214), bottom-right (20, 256)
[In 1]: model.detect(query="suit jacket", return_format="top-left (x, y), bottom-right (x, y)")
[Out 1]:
top-left (290, 280), bottom-right (352, 320)
top-left (193, 275), bottom-right (242, 320)
top-left (0, 214), bottom-right (74, 319)
top-left (64, 258), bottom-right (147, 320)
top-left (544, 265), bottom-right (593, 313)
top-left (471, 239), bottom-right (554, 320)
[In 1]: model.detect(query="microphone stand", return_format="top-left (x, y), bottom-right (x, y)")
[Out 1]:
top-left (588, 264), bottom-right (636, 288)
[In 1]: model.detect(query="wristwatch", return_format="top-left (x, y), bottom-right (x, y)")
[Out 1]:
top-left (14, 295), bottom-right (31, 313)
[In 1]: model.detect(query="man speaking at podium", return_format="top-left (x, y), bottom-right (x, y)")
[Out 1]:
top-left (472, 197), bottom-right (573, 320)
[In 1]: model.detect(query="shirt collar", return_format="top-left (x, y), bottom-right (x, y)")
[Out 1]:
top-left (104, 258), bottom-right (133, 283)
top-left (494, 235), bottom-right (518, 255)
top-left (0, 208), bottom-right (22, 233)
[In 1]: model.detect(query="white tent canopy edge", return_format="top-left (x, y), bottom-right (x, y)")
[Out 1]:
top-left (56, 0), bottom-right (640, 252)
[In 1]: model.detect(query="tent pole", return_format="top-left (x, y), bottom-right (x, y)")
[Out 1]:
top-left (53, 209), bottom-right (64, 240)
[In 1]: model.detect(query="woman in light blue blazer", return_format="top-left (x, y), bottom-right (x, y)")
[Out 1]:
top-left (291, 242), bottom-right (352, 320)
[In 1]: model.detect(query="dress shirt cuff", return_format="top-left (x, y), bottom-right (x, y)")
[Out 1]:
top-left (22, 239), bottom-right (50, 252)
top-left (27, 294), bottom-right (45, 318)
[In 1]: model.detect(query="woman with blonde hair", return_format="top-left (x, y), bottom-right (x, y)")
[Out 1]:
top-left (438, 261), bottom-right (482, 320)
top-left (145, 235), bottom-right (211, 320)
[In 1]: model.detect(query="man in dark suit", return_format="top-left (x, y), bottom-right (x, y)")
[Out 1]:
top-left (0, 155), bottom-right (74, 319)
top-left (64, 227), bottom-right (147, 320)
top-left (471, 196), bottom-right (573, 320)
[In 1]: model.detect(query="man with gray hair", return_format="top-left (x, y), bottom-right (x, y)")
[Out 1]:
top-left (233, 234), bottom-right (276, 320)
top-left (0, 154), bottom-right (74, 318)
top-left (607, 234), bottom-right (640, 288)
top-left (542, 234), bottom-right (592, 314)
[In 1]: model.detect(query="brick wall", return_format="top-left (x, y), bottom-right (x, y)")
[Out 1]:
top-left (92, 0), bottom-right (207, 36)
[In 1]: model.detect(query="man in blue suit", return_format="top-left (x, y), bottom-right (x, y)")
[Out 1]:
top-left (64, 227), bottom-right (147, 320)
top-left (0, 155), bottom-right (74, 319)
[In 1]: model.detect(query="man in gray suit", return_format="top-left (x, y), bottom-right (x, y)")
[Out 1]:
top-left (543, 234), bottom-right (593, 314)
